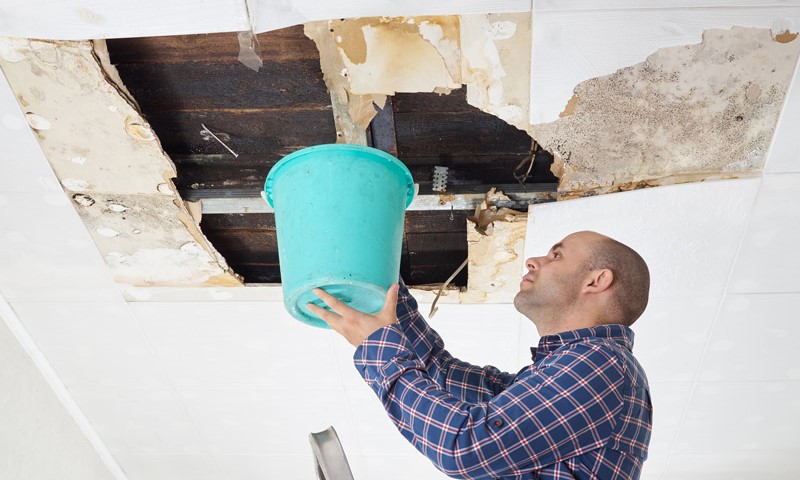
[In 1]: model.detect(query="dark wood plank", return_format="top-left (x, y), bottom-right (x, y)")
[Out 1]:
top-left (173, 155), bottom-right (275, 194)
top-left (201, 213), bottom-right (275, 230)
top-left (114, 59), bottom-right (330, 111)
top-left (392, 89), bottom-right (474, 113)
top-left (143, 109), bottom-right (336, 155)
top-left (406, 233), bottom-right (468, 286)
top-left (394, 111), bottom-right (532, 158)
top-left (106, 26), bottom-right (319, 64)
top-left (405, 210), bottom-right (470, 235)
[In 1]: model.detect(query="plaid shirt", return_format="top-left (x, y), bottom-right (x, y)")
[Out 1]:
top-left (354, 280), bottom-right (652, 479)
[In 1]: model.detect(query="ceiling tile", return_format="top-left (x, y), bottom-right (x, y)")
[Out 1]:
top-left (69, 388), bottom-right (205, 455)
top-left (664, 451), bottom-right (800, 480)
top-left (113, 454), bottom-right (221, 480)
top-left (699, 293), bottom-right (800, 382)
top-left (729, 173), bottom-right (800, 293)
top-left (674, 381), bottom-right (800, 451)
top-left (524, 178), bottom-right (761, 298)
top-left (133, 302), bottom-right (342, 388)
top-left (0, 73), bottom-right (60, 194)
top-left (215, 454), bottom-right (314, 480)
top-left (634, 296), bottom-right (720, 383)
top-left (0, 1), bottom-right (250, 40)
top-left (250, 1), bottom-right (531, 33)
top-left (2, 286), bottom-right (123, 303)
top-left (12, 301), bottom-right (169, 389)
top-left (179, 388), bottom-right (352, 455)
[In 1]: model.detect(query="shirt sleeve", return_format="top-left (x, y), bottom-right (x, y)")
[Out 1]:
top-left (354, 324), bottom-right (626, 479)
top-left (394, 278), bottom-right (516, 403)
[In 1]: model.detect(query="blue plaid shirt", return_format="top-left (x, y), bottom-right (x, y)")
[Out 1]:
top-left (354, 280), bottom-right (652, 479)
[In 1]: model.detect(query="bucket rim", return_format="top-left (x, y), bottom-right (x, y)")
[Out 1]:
top-left (264, 143), bottom-right (415, 208)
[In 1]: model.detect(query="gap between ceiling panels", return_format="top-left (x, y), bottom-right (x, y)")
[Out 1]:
top-left (0, 10), bottom-right (798, 304)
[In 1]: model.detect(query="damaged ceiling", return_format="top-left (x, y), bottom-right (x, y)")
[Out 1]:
top-left (0, 12), bottom-right (797, 298)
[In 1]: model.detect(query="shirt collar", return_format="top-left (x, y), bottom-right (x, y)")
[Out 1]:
top-left (529, 324), bottom-right (635, 362)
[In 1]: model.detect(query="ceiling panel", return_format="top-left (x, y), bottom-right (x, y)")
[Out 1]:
top-left (633, 296), bottom-right (720, 383)
top-left (68, 388), bottom-right (206, 455)
top-left (698, 293), bottom-right (800, 382)
top-left (674, 381), bottom-right (800, 451)
top-left (178, 387), bottom-right (353, 455)
top-left (12, 302), bottom-right (169, 389)
top-left (132, 301), bottom-right (342, 388)
top-left (728, 173), bottom-right (800, 294)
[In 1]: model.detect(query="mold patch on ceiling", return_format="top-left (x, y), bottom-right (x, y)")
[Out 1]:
top-left (0, 37), bottom-right (241, 286)
top-left (530, 27), bottom-right (800, 199)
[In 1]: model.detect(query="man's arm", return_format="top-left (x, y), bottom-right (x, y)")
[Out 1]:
top-left (394, 278), bottom-right (517, 402)
top-left (355, 324), bottom-right (626, 479)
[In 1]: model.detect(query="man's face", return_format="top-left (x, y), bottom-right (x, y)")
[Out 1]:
top-left (514, 232), bottom-right (597, 318)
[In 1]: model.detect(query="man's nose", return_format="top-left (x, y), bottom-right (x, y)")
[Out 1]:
top-left (525, 257), bottom-right (541, 271)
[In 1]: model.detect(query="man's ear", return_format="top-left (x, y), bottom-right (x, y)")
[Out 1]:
top-left (584, 268), bottom-right (614, 293)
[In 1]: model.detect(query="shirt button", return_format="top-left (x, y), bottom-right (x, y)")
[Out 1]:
top-left (492, 419), bottom-right (503, 428)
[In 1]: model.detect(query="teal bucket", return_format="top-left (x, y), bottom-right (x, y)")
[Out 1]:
top-left (264, 144), bottom-right (415, 328)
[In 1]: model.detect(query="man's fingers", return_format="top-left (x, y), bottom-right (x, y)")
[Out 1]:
top-left (306, 303), bottom-right (343, 328)
top-left (312, 288), bottom-right (355, 316)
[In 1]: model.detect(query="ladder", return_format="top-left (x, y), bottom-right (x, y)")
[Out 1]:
top-left (309, 426), bottom-right (355, 480)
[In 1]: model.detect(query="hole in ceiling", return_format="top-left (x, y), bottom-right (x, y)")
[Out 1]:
top-left (105, 26), bottom-right (558, 288)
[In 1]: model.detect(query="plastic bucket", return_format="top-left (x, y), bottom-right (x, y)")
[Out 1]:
top-left (264, 144), bottom-right (415, 328)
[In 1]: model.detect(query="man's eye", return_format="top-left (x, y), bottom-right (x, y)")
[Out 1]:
top-left (553, 252), bottom-right (561, 259)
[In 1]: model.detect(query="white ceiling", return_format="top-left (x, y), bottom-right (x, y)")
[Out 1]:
top-left (2, 2), bottom-right (800, 479)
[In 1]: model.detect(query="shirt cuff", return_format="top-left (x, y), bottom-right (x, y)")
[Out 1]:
top-left (353, 323), bottom-right (415, 386)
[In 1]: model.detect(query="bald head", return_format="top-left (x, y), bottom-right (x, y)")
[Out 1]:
top-left (583, 232), bottom-right (650, 326)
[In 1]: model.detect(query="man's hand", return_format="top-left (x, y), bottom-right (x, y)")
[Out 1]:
top-left (307, 284), bottom-right (400, 347)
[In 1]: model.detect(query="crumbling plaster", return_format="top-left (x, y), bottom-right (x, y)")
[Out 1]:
top-left (0, 38), bottom-right (240, 286)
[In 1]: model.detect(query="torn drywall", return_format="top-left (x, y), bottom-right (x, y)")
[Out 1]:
top-left (305, 14), bottom-right (533, 141)
top-left (0, 37), bottom-right (241, 286)
top-left (461, 189), bottom-right (527, 303)
top-left (530, 27), bottom-right (800, 199)
top-left (460, 13), bottom-right (531, 131)
top-left (332, 17), bottom-right (461, 95)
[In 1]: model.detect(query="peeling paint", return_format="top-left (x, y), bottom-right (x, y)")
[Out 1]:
top-left (340, 18), bottom-right (461, 95)
top-left (459, 189), bottom-right (527, 303)
top-left (461, 217), bottom-right (526, 304)
top-left (305, 14), bottom-right (532, 140)
top-left (774, 29), bottom-right (798, 44)
top-left (530, 27), bottom-right (800, 199)
top-left (24, 112), bottom-right (50, 130)
top-left (0, 37), bottom-right (241, 287)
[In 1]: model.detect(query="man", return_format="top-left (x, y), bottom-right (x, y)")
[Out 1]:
top-left (308, 231), bottom-right (652, 479)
